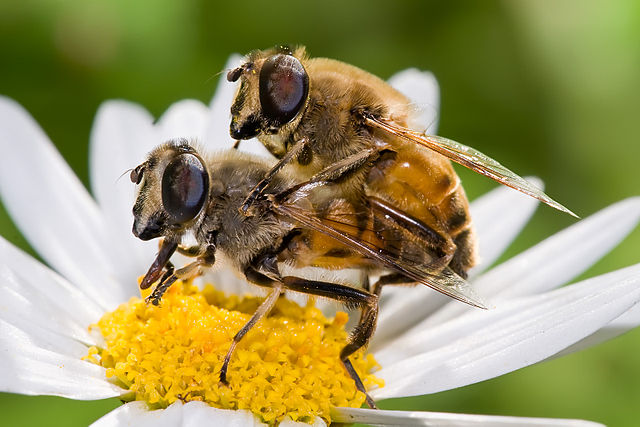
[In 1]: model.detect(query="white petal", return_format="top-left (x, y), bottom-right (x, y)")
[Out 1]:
top-left (0, 236), bottom-right (103, 335)
top-left (182, 401), bottom-right (267, 427)
top-left (91, 401), bottom-right (183, 427)
top-left (91, 401), bottom-right (269, 427)
top-left (469, 177), bottom-right (542, 277)
top-left (423, 197), bottom-right (640, 327)
top-left (481, 197), bottom-right (640, 299)
top-left (90, 100), bottom-right (159, 287)
top-left (0, 264), bottom-right (98, 351)
top-left (0, 96), bottom-right (126, 309)
top-left (204, 54), bottom-right (243, 150)
top-left (371, 289), bottom-right (451, 352)
top-left (333, 407), bottom-right (603, 427)
top-left (371, 264), bottom-right (640, 399)
top-left (0, 305), bottom-right (89, 358)
top-left (0, 319), bottom-right (122, 399)
top-left (156, 99), bottom-right (210, 143)
top-left (388, 68), bottom-right (440, 134)
top-left (552, 301), bottom-right (640, 358)
top-left (278, 415), bottom-right (326, 427)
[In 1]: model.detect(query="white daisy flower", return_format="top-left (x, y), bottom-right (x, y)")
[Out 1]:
top-left (1, 55), bottom-right (639, 427)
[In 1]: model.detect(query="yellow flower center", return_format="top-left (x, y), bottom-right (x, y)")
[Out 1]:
top-left (84, 281), bottom-right (383, 424)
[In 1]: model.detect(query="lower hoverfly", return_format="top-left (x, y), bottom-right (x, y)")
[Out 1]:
top-left (131, 140), bottom-right (486, 408)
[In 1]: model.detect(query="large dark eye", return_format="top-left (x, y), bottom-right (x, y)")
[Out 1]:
top-left (259, 54), bottom-right (309, 126)
top-left (161, 154), bottom-right (209, 224)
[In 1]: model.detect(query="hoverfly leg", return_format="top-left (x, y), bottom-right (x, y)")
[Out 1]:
top-left (280, 276), bottom-right (379, 409)
top-left (240, 137), bottom-right (309, 215)
top-left (340, 303), bottom-right (379, 409)
top-left (274, 147), bottom-right (383, 203)
top-left (158, 260), bottom-right (175, 285)
top-left (220, 266), bottom-right (284, 385)
top-left (370, 273), bottom-right (411, 296)
top-left (147, 249), bottom-right (214, 306)
top-left (307, 147), bottom-right (381, 184)
top-left (176, 245), bottom-right (203, 257)
top-left (147, 274), bottom-right (179, 306)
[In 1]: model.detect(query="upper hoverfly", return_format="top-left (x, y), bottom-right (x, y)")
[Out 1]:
top-left (131, 140), bottom-right (486, 408)
top-left (227, 45), bottom-right (576, 280)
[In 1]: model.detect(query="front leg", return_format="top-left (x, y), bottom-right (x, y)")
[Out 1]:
top-left (219, 266), bottom-right (283, 385)
top-left (240, 137), bottom-right (309, 215)
top-left (274, 146), bottom-right (384, 204)
top-left (146, 244), bottom-right (215, 305)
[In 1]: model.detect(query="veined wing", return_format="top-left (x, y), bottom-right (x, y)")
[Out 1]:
top-left (272, 200), bottom-right (487, 309)
top-left (364, 114), bottom-right (578, 218)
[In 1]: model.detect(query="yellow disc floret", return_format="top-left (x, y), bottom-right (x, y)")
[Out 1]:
top-left (84, 282), bottom-right (383, 424)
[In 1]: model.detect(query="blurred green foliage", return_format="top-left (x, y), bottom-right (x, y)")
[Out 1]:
top-left (1, 0), bottom-right (639, 425)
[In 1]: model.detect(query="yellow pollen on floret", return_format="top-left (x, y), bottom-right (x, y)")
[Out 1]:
top-left (84, 282), bottom-right (383, 424)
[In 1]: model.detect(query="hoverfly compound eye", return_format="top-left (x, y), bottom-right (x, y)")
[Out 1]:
top-left (259, 54), bottom-right (309, 127)
top-left (161, 154), bottom-right (209, 224)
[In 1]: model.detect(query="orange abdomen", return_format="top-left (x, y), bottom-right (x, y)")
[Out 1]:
top-left (366, 143), bottom-right (477, 276)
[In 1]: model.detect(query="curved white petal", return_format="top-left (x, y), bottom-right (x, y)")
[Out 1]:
top-left (0, 96), bottom-right (126, 309)
top-left (278, 416), bottom-right (327, 427)
top-left (0, 319), bottom-right (122, 399)
top-left (0, 268), bottom-right (90, 356)
top-left (468, 177), bottom-right (542, 277)
top-left (205, 54), bottom-right (243, 150)
top-left (182, 402), bottom-right (267, 427)
top-left (423, 197), bottom-right (640, 327)
top-left (371, 264), bottom-right (640, 399)
top-left (388, 68), bottom-right (440, 134)
top-left (552, 302), bottom-right (640, 358)
top-left (0, 236), bottom-right (103, 334)
top-left (156, 99), bottom-right (210, 143)
top-left (377, 264), bottom-right (640, 367)
top-left (90, 100), bottom-right (159, 287)
top-left (91, 401), bottom-right (269, 427)
top-left (0, 264), bottom-right (98, 349)
top-left (333, 407), bottom-right (603, 427)
top-left (92, 401), bottom-right (183, 427)
top-left (482, 197), bottom-right (640, 299)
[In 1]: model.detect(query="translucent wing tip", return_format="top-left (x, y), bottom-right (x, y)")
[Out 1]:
top-left (434, 269), bottom-right (491, 310)
top-left (547, 198), bottom-right (580, 219)
top-left (528, 183), bottom-right (579, 219)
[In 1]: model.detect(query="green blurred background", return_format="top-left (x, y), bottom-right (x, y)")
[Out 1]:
top-left (1, 0), bottom-right (639, 425)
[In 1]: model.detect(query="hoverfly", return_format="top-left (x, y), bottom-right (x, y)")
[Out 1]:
top-left (227, 46), bottom-right (576, 280)
top-left (131, 140), bottom-right (486, 408)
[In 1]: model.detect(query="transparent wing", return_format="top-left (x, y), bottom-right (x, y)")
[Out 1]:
top-left (365, 114), bottom-right (578, 218)
top-left (273, 201), bottom-right (487, 309)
